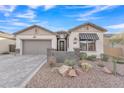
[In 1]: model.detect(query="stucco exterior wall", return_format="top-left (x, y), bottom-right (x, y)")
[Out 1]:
top-left (19, 27), bottom-right (53, 35)
top-left (68, 25), bottom-right (104, 58)
top-left (0, 37), bottom-right (15, 53)
top-left (15, 26), bottom-right (57, 55)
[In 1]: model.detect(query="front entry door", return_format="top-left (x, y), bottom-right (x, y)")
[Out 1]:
top-left (60, 41), bottom-right (64, 51)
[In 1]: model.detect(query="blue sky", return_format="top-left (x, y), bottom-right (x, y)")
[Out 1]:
top-left (0, 5), bottom-right (124, 33)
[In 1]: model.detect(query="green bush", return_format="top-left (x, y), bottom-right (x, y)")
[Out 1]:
top-left (87, 55), bottom-right (96, 61)
top-left (81, 63), bottom-right (92, 72)
top-left (100, 53), bottom-right (109, 62)
top-left (64, 59), bottom-right (76, 67)
top-left (117, 57), bottom-right (124, 64)
top-left (80, 52), bottom-right (87, 60)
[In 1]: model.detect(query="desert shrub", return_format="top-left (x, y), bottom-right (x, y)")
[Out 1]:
top-left (87, 55), bottom-right (96, 61)
top-left (80, 52), bottom-right (87, 60)
top-left (117, 57), bottom-right (124, 64)
top-left (81, 63), bottom-right (92, 72)
top-left (64, 59), bottom-right (77, 67)
top-left (100, 53), bottom-right (109, 62)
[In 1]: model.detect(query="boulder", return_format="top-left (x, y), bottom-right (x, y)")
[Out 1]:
top-left (58, 65), bottom-right (72, 76)
top-left (102, 67), bottom-right (112, 74)
top-left (68, 69), bottom-right (77, 77)
top-left (75, 68), bottom-right (82, 76)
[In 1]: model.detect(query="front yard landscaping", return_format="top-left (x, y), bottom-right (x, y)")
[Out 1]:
top-left (26, 53), bottom-right (124, 88)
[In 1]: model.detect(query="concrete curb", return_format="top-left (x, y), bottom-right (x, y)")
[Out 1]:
top-left (18, 57), bottom-right (47, 88)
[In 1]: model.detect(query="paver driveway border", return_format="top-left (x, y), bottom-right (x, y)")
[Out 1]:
top-left (18, 56), bottom-right (47, 88)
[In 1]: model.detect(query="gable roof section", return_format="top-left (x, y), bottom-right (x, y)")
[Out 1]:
top-left (0, 31), bottom-right (15, 40)
top-left (13, 25), bottom-right (56, 35)
top-left (68, 22), bottom-right (107, 33)
top-left (56, 31), bottom-right (69, 34)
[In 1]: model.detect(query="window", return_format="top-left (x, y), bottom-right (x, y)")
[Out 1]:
top-left (80, 43), bottom-right (87, 51)
top-left (88, 41), bottom-right (96, 51)
top-left (60, 41), bottom-right (64, 51)
top-left (80, 41), bottom-right (96, 51)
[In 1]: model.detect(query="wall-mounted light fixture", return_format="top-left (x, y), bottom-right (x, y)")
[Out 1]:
top-left (73, 37), bottom-right (78, 44)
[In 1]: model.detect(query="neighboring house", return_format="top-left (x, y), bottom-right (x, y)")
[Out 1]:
top-left (104, 33), bottom-right (124, 57)
top-left (104, 34), bottom-right (114, 48)
top-left (0, 31), bottom-right (15, 54)
top-left (14, 22), bottom-right (107, 57)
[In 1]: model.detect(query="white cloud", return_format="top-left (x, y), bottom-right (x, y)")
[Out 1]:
top-left (79, 6), bottom-right (117, 17)
top-left (28, 5), bottom-right (41, 9)
top-left (107, 23), bottom-right (124, 29)
top-left (27, 5), bottom-right (56, 11)
top-left (77, 16), bottom-right (101, 21)
top-left (65, 5), bottom-right (95, 9)
top-left (15, 10), bottom-right (36, 20)
top-left (66, 5), bottom-right (118, 21)
top-left (0, 25), bottom-right (19, 33)
top-left (0, 18), bottom-right (29, 27)
top-left (42, 5), bottom-right (56, 11)
top-left (11, 22), bottom-right (29, 26)
top-left (0, 5), bottom-right (17, 17)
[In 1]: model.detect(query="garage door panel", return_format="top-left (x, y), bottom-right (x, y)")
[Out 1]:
top-left (23, 40), bottom-right (51, 55)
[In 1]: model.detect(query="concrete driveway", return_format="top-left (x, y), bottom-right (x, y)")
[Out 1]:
top-left (0, 54), bottom-right (47, 88)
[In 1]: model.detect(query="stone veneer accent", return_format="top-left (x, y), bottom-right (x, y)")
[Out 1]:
top-left (47, 48), bottom-right (80, 63)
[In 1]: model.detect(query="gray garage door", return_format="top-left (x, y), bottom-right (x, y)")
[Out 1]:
top-left (22, 40), bottom-right (51, 55)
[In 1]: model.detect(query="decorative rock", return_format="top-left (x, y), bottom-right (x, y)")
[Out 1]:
top-left (97, 63), bottom-right (105, 67)
top-left (58, 65), bottom-right (72, 76)
top-left (75, 68), bottom-right (82, 76)
top-left (102, 67), bottom-right (112, 74)
top-left (68, 69), bottom-right (77, 77)
top-left (51, 67), bottom-right (59, 72)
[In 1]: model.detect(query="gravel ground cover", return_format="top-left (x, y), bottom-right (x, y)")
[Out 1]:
top-left (26, 61), bottom-right (124, 88)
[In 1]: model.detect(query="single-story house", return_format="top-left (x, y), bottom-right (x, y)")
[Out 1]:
top-left (14, 22), bottom-right (107, 58)
top-left (0, 31), bottom-right (16, 54)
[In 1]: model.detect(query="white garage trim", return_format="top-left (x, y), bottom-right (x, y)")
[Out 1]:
top-left (16, 35), bottom-right (57, 55)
